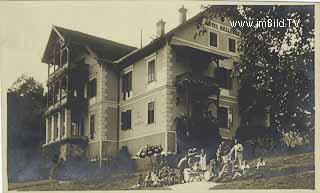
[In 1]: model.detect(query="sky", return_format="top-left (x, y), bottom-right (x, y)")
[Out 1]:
top-left (0, 1), bottom-right (211, 92)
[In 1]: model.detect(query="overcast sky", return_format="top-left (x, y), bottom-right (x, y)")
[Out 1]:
top-left (0, 1), bottom-right (212, 92)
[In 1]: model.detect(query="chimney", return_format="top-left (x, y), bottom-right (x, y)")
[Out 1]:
top-left (179, 5), bottom-right (187, 24)
top-left (156, 19), bottom-right (166, 38)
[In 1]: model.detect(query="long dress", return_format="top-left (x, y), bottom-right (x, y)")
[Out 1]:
top-left (199, 154), bottom-right (207, 171)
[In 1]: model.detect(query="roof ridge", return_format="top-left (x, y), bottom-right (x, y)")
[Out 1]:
top-left (53, 25), bottom-right (137, 50)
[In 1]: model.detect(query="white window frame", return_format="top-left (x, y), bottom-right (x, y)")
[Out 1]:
top-left (145, 53), bottom-right (157, 87)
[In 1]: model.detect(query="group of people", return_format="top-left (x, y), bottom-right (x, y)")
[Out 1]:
top-left (133, 139), bottom-right (267, 189)
top-left (177, 148), bottom-right (208, 183)
top-left (134, 166), bottom-right (178, 188)
top-left (214, 140), bottom-right (266, 180)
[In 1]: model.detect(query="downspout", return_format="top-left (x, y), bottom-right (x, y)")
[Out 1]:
top-left (98, 59), bottom-right (103, 168)
top-left (117, 64), bottom-right (120, 153)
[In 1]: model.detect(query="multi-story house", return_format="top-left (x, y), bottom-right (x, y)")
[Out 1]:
top-left (42, 7), bottom-right (241, 166)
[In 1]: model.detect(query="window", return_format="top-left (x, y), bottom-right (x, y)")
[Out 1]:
top-left (88, 78), bottom-right (97, 98)
top-left (148, 101), bottom-right (155, 124)
top-left (60, 48), bottom-right (68, 67)
top-left (215, 67), bottom-right (232, 89)
top-left (209, 32), bottom-right (218, 48)
top-left (121, 110), bottom-right (132, 130)
top-left (90, 114), bottom-right (95, 139)
top-left (218, 106), bottom-right (228, 128)
top-left (148, 59), bottom-right (156, 83)
top-left (122, 71), bottom-right (132, 100)
top-left (228, 38), bottom-right (236, 53)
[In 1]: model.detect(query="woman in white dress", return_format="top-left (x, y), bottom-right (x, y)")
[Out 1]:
top-left (198, 148), bottom-right (207, 181)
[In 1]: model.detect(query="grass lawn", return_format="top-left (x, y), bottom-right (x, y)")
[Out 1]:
top-left (9, 152), bottom-right (314, 190)
top-left (211, 171), bottom-right (314, 189)
top-left (211, 152), bottom-right (315, 189)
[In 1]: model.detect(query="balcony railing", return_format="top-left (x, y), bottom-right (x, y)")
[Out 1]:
top-left (48, 64), bottom-right (68, 85)
top-left (176, 72), bottom-right (220, 95)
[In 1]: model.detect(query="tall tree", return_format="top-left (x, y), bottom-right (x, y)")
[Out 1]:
top-left (197, 5), bottom-right (314, 137)
top-left (7, 74), bottom-right (46, 181)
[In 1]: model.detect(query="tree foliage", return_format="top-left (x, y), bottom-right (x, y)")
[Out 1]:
top-left (198, 5), bottom-right (314, 135)
top-left (7, 74), bottom-right (46, 181)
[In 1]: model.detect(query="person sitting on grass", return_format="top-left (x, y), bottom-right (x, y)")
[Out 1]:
top-left (144, 171), bottom-right (152, 188)
top-left (189, 162), bottom-right (201, 182)
top-left (158, 170), bottom-right (165, 187)
top-left (163, 167), bottom-right (170, 186)
top-left (232, 160), bottom-right (250, 179)
top-left (256, 157), bottom-right (266, 170)
top-left (169, 168), bottom-right (177, 185)
top-left (217, 157), bottom-right (233, 181)
top-left (210, 159), bottom-right (219, 179)
top-left (151, 169), bottom-right (160, 187)
top-left (256, 157), bottom-right (266, 177)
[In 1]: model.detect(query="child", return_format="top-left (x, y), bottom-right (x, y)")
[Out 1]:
top-left (256, 157), bottom-right (266, 171)
top-left (232, 160), bottom-right (250, 179)
top-left (241, 160), bottom-right (250, 176)
top-left (169, 168), bottom-right (176, 185)
top-left (144, 171), bottom-right (152, 187)
top-left (256, 157), bottom-right (266, 177)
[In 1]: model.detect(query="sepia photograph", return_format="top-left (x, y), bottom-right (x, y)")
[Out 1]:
top-left (0, 1), bottom-right (317, 191)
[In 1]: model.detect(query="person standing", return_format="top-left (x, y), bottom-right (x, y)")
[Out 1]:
top-left (229, 139), bottom-right (244, 167)
top-left (177, 153), bottom-right (189, 183)
top-left (197, 148), bottom-right (207, 181)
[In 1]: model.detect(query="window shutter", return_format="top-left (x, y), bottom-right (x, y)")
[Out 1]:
top-left (148, 62), bottom-right (152, 82)
top-left (227, 69), bottom-right (233, 89)
top-left (128, 72), bottom-right (132, 91)
top-left (121, 111), bottom-right (126, 130)
top-left (122, 74), bottom-right (126, 92)
top-left (228, 108), bottom-right (233, 129)
top-left (92, 79), bottom-right (97, 97)
top-left (210, 32), bottom-right (217, 47)
top-left (229, 38), bottom-right (236, 53)
top-left (127, 110), bottom-right (132, 129)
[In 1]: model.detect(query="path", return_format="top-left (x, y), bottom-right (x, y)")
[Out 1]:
top-left (170, 181), bottom-right (219, 190)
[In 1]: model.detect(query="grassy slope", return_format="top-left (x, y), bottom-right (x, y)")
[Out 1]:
top-left (10, 152), bottom-right (315, 190)
top-left (211, 152), bottom-right (315, 189)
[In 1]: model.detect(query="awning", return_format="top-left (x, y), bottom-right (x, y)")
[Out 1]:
top-left (170, 36), bottom-right (231, 60)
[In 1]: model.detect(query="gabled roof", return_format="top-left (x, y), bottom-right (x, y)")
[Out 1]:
top-left (116, 9), bottom-right (207, 66)
top-left (42, 26), bottom-right (137, 64)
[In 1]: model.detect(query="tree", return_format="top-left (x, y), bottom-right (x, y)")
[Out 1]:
top-left (7, 74), bottom-right (46, 181)
top-left (197, 5), bottom-right (314, 137)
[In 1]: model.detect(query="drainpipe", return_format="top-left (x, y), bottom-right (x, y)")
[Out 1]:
top-left (100, 140), bottom-right (102, 168)
top-left (99, 59), bottom-right (103, 168)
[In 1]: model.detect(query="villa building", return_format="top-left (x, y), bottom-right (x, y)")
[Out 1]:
top-left (42, 7), bottom-right (241, 164)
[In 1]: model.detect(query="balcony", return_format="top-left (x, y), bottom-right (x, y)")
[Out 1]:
top-left (176, 72), bottom-right (220, 96)
top-left (45, 90), bottom-right (87, 116)
top-left (48, 64), bottom-right (68, 85)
